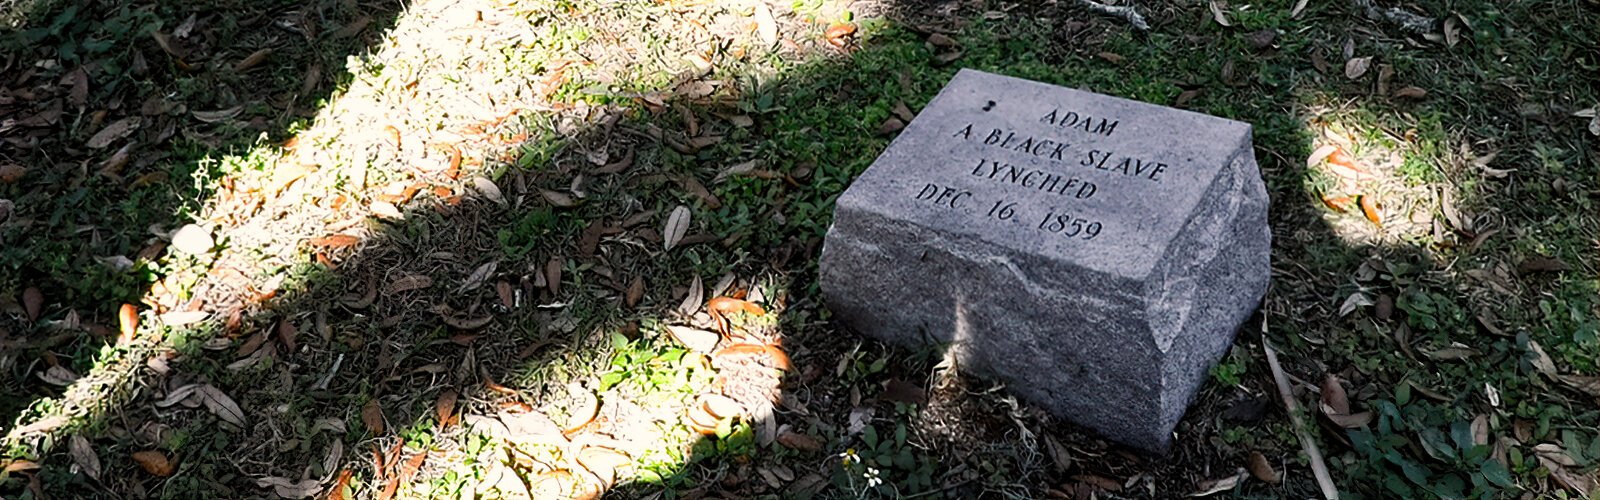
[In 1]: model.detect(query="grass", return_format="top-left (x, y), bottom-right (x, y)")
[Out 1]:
top-left (1, 0), bottom-right (1597, 498)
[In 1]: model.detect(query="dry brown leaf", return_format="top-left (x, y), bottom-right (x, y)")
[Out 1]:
top-left (1528, 340), bottom-right (1558, 377)
top-left (926, 32), bottom-right (958, 48)
top-left (328, 469), bottom-right (353, 500)
top-left (1, 164), bottom-right (28, 184)
top-left (1360, 195), bottom-right (1383, 227)
top-left (1344, 56), bottom-right (1373, 80)
top-left (663, 205), bottom-right (691, 251)
top-left (881, 378), bottom-right (928, 405)
top-left (197, 384), bottom-right (246, 426)
top-left (752, 3), bottom-right (778, 46)
top-left (362, 399), bottom-right (386, 435)
top-left (234, 48), bottom-right (272, 72)
top-left (625, 277), bottom-right (644, 308)
top-left (677, 275), bottom-right (703, 317)
top-left (563, 389), bottom-right (600, 436)
top-left (1208, 0), bottom-right (1233, 26)
top-left (257, 477), bottom-right (321, 498)
top-left (542, 189), bottom-right (577, 207)
top-left (825, 23), bottom-right (856, 45)
top-left (576, 447), bottom-right (632, 488)
top-left (1247, 451), bottom-right (1280, 484)
top-left (700, 394), bottom-right (744, 420)
top-left (132, 450), bottom-right (175, 477)
top-left (22, 287), bottom-right (42, 321)
top-left (1557, 375), bottom-right (1600, 397)
top-left (1518, 256), bottom-right (1571, 274)
top-left (473, 176), bottom-right (505, 205)
top-left (1392, 86), bottom-right (1428, 100)
top-left (277, 320), bottom-right (298, 353)
top-left (436, 389), bottom-right (458, 426)
top-left (382, 275), bottom-right (432, 295)
top-left (192, 106), bottom-right (244, 123)
top-left (498, 407), bottom-right (567, 445)
top-left (667, 325), bottom-right (719, 353)
top-left (3, 459), bottom-right (41, 474)
top-left (69, 434), bottom-right (101, 480)
top-left (118, 303), bottom-right (139, 344)
top-left (496, 280), bottom-right (514, 308)
top-left (683, 404), bottom-right (720, 435)
top-left (776, 430), bottom-right (822, 452)
top-left (546, 257), bottom-right (563, 295)
top-left (442, 314), bottom-right (493, 330)
top-left (87, 117), bottom-right (140, 149)
top-left (678, 175), bottom-right (722, 209)
top-left (309, 234), bottom-right (360, 248)
top-left (1319, 374), bottom-right (1372, 428)
top-left (1189, 469), bottom-right (1245, 496)
top-left (877, 117), bottom-right (905, 135)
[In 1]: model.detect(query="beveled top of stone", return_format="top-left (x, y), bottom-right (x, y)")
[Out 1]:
top-left (837, 69), bottom-right (1255, 279)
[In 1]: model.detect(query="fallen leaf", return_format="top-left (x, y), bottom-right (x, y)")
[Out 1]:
top-left (678, 175), bottom-right (721, 209)
top-left (328, 470), bottom-right (353, 500)
top-left (881, 378), bottom-right (928, 405)
top-left (676, 275), bottom-right (703, 317)
top-left (132, 450), bottom-right (175, 477)
top-left (1359, 195), bottom-right (1383, 226)
top-left (926, 32), bottom-right (958, 48)
top-left (234, 48), bottom-right (272, 72)
top-left (752, 3), bottom-right (778, 46)
top-left (563, 389), bottom-right (599, 436)
top-left (541, 189), bottom-right (577, 207)
top-left (1528, 340), bottom-right (1558, 378)
top-left (1208, 0), bottom-right (1233, 26)
top-left (1557, 375), bottom-right (1600, 397)
top-left (435, 389), bottom-right (458, 426)
top-left (576, 447), bottom-right (632, 488)
top-left (1291, 0), bottom-right (1309, 17)
top-left (1246, 29), bottom-right (1277, 49)
top-left (663, 205), bottom-right (691, 251)
top-left (825, 23), bottom-right (856, 46)
top-left (1073, 474), bottom-right (1123, 492)
top-left (545, 257), bottom-right (563, 296)
top-left (0, 164), bottom-right (27, 184)
top-left (118, 303), bottom-right (139, 344)
top-left (1319, 374), bottom-right (1372, 427)
top-left (22, 287), bottom-right (42, 321)
top-left (473, 176), bottom-right (505, 205)
top-left (1189, 469), bottom-right (1245, 496)
top-left (362, 399), bottom-right (385, 435)
top-left (777, 429), bottom-right (822, 451)
top-left (667, 325), bottom-right (720, 353)
top-left (309, 234), bottom-right (360, 248)
top-left (192, 106), bottom-right (244, 123)
top-left (69, 434), bottom-right (101, 480)
top-left (382, 275), bottom-right (432, 295)
top-left (257, 477), bottom-right (321, 498)
top-left (1247, 451), bottom-right (1279, 484)
top-left (1344, 56), bottom-right (1373, 80)
top-left (1392, 86), bottom-right (1427, 99)
top-left (877, 117), bottom-right (905, 135)
top-left (498, 407), bottom-right (567, 445)
top-left (625, 277), bottom-right (644, 308)
top-left (332, 15), bottom-right (371, 39)
top-left (170, 224), bottom-right (213, 255)
top-left (197, 384), bottom-right (246, 426)
top-left (1518, 256), bottom-right (1571, 274)
top-left (38, 365), bottom-right (79, 385)
top-left (87, 117), bottom-right (141, 148)
top-left (932, 51), bottom-right (963, 65)
top-left (709, 161), bottom-right (757, 186)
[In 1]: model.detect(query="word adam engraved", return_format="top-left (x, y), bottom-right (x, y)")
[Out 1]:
top-left (819, 69), bottom-right (1271, 453)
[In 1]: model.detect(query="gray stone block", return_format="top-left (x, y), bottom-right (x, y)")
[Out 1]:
top-left (818, 69), bottom-right (1270, 453)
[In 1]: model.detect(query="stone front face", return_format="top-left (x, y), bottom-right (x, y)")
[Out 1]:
top-left (818, 69), bottom-right (1270, 453)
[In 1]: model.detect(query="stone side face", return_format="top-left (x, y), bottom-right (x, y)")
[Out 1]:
top-left (818, 69), bottom-right (1271, 454)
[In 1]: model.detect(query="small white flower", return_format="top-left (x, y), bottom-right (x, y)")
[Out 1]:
top-left (839, 448), bottom-right (859, 466)
top-left (864, 466), bottom-right (882, 488)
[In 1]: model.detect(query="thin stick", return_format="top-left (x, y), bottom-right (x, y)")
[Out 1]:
top-left (1261, 316), bottom-right (1338, 500)
top-left (1065, 0), bottom-right (1150, 31)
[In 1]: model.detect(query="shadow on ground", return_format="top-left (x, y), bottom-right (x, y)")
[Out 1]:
top-left (1, 0), bottom-right (1596, 497)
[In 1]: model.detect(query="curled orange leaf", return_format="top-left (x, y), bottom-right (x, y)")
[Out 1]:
top-left (118, 304), bottom-right (139, 344)
top-left (1360, 195), bottom-right (1383, 227)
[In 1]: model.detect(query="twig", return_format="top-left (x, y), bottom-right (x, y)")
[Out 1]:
top-left (1262, 316), bottom-right (1338, 500)
top-left (1065, 0), bottom-right (1150, 31)
top-left (1350, 0), bottom-right (1436, 35)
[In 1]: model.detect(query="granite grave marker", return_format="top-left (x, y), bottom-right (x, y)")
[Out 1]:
top-left (818, 69), bottom-right (1270, 453)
